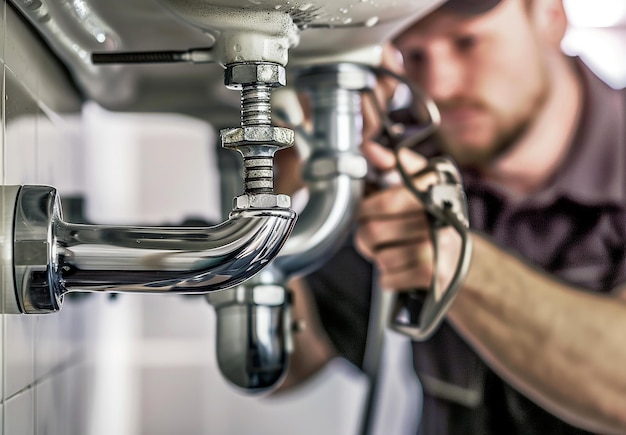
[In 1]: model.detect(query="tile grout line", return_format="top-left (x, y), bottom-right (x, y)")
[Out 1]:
top-left (0, 350), bottom-right (85, 405)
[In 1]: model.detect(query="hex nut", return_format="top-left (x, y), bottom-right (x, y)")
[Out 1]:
top-left (233, 193), bottom-right (291, 210)
top-left (225, 63), bottom-right (286, 89)
top-left (221, 126), bottom-right (294, 150)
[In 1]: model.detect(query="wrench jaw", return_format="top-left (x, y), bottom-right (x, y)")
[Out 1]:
top-left (390, 156), bottom-right (473, 341)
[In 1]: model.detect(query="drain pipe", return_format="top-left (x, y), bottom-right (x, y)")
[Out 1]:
top-left (1, 181), bottom-right (295, 315)
top-left (207, 63), bottom-right (374, 392)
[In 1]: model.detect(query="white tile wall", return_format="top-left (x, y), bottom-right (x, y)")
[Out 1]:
top-left (1, 3), bottom-right (93, 435)
top-left (5, 390), bottom-right (34, 435)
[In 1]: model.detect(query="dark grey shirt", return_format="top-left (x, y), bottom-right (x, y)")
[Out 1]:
top-left (306, 59), bottom-right (626, 435)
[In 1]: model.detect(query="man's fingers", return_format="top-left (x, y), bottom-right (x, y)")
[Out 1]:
top-left (397, 147), bottom-right (430, 175)
top-left (358, 184), bottom-right (424, 221)
top-left (380, 43), bottom-right (405, 76)
top-left (361, 44), bottom-right (404, 143)
top-left (362, 95), bottom-right (383, 143)
top-left (362, 141), bottom-right (397, 172)
top-left (358, 213), bottom-right (428, 247)
top-left (362, 141), bottom-right (430, 180)
top-left (380, 266), bottom-right (432, 291)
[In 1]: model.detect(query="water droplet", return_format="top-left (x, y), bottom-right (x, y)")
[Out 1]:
top-left (339, 7), bottom-right (348, 13)
top-left (342, 17), bottom-right (353, 24)
top-left (233, 44), bottom-right (242, 52)
top-left (274, 4), bottom-right (282, 9)
top-left (365, 16), bottom-right (379, 27)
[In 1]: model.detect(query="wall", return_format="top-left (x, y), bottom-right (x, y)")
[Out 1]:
top-left (0, 2), bottom-right (104, 434)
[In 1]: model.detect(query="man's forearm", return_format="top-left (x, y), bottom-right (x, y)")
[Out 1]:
top-left (448, 233), bottom-right (626, 433)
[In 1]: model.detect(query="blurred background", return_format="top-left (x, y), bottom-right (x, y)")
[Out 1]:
top-left (562, 0), bottom-right (626, 89)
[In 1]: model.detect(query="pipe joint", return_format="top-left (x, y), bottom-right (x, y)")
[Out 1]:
top-left (2, 185), bottom-right (296, 314)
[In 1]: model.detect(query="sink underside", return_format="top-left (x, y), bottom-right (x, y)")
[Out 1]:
top-left (9, 0), bottom-right (443, 117)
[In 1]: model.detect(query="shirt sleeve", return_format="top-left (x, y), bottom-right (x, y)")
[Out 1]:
top-left (303, 239), bottom-right (373, 369)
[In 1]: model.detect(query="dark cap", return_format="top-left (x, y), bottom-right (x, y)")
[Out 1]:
top-left (440, 0), bottom-right (502, 15)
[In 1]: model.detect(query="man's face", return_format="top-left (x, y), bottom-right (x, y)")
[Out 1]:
top-left (394, 0), bottom-right (550, 165)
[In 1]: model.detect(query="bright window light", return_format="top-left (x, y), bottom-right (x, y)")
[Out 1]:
top-left (564, 0), bottom-right (626, 28)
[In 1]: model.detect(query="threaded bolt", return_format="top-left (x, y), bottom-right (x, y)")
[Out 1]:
top-left (241, 85), bottom-right (272, 126)
top-left (240, 84), bottom-right (274, 192)
top-left (222, 62), bottom-right (292, 197)
top-left (243, 157), bottom-right (274, 194)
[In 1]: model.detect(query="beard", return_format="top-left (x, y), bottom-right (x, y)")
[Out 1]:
top-left (434, 81), bottom-right (550, 168)
top-left (436, 114), bottom-right (533, 166)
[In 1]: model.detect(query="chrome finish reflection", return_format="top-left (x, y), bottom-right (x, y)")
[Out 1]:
top-left (261, 64), bottom-right (372, 283)
top-left (208, 64), bottom-right (372, 392)
top-left (12, 185), bottom-right (296, 314)
top-left (209, 284), bottom-right (290, 392)
top-left (1, 186), bottom-right (22, 314)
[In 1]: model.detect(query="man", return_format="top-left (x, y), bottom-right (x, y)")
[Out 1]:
top-left (286, 0), bottom-right (626, 433)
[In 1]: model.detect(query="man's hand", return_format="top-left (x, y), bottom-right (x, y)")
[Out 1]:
top-left (356, 142), bottom-right (462, 297)
top-left (362, 44), bottom-right (406, 144)
top-left (356, 142), bottom-right (434, 290)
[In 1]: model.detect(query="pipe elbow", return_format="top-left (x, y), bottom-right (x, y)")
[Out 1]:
top-left (4, 185), bottom-right (296, 314)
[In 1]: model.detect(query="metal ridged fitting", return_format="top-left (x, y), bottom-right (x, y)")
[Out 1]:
top-left (304, 153), bottom-right (368, 181)
top-left (233, 193), bottom-right (291, 210)
top-left (244, 157), bottom-right (274, 193)
top-left (221, 61), bottom-right (293, 198)
top-left (241, 85), bottom-right (272, 125)
top-left (221, 126), bottom-right (294, 149)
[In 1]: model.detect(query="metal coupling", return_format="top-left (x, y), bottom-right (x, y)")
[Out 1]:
top-left (224, 62), bottom-right (286, 90)
top-left (221, 126), bottom-right (295, 149)
top-left (304, 152), bottom-right (368, 181)
top-left (233, 193), bottom-right (291, 211)
top-left (207, 283), bottom-right (292, 392)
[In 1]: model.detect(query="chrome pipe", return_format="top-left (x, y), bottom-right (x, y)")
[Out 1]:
top-left (245, 65), bottom-right (371, 277)
top-left (259, 63), bottom-right (374, 281)
top-left (208, 63), bottom-right (373, 392)
top-left (209, 284), bottom-right (292, 392)
top-left (6, 184), bottom-right (295, 314)
top-left (0, 62), bottom-right (297, 315)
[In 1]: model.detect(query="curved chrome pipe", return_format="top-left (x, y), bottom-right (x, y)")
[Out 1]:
top-left (209, 173), bottom-right (362, 393)
top-left (272, 176), bottom-right (363, 279)
top-left (208, 63), bottom-right (373, 392)
top-left (265, 63), bottom-right (373, 280)
top-left (209, 284), bottom-right (292, 392)
top-left (7, 184), bottom-right (296, 314)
